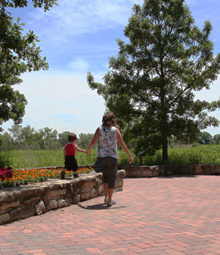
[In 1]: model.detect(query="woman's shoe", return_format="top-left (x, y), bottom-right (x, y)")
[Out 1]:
top-left (107, 200), bottom-right (116, 207)
top-left (104, 197), bottom-right (108, 203)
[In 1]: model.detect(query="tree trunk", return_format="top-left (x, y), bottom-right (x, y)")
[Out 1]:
top-left (162, 136), bottom-right (168, 163)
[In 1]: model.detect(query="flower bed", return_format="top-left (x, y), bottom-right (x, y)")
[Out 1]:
top-left (0, 166), bottom-right (94, 189)
top-left (0, 165), bottom-right (13, 182)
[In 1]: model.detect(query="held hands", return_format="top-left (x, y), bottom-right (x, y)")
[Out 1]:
top-left (85, 148), bottom-right (91, 155)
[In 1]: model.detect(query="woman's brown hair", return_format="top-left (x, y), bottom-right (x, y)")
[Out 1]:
top-left (102, 112), bottom-right (119, 128)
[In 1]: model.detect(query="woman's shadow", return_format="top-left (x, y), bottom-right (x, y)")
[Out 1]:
top-left (77, 203), bottom-right (125, 210)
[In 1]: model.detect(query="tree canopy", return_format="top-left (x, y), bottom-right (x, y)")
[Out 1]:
top-left (0, 124), bottom-right (95, 151)
top-left (1, 0), bottom-right (57, 10)
top-left (211, 134), bottom-right (220, 145)
top-left (0, 0), bottom-right (57, 130)
top-left (87, 0), bottom-right (220, 162)
top-left (197, 131), bottom-right (212, 145)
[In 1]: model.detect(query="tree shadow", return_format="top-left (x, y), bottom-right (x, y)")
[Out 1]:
top-left (158, 175), bottom-right (198, 179)
top-left (126, 175), bottom-right (201, 179)
top-left (158, 174), bottom-right (220, 178)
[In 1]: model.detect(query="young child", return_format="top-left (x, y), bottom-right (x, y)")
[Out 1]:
top-left (61, 133), bottom-right (86, 179)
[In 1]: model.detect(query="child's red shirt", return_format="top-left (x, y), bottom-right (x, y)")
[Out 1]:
top-left (64, 143), bottom-right (78, 156)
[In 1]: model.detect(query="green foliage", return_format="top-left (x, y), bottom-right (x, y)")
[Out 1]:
top-left (87, 0), bottom-right (220, 163)
top-left (0, 124), bottom-right (96, 151)
top-left (78, 133), bottom-right (97, 149)
top-left (192, 142), bottom-right (201, 147)
top-left (197, 131), bottom-right (212, 144)
top-left (1, 1), bottom-right (57, 11)
top-left (211, 134), bottom-right (220, 144)
top-left (58, 131), bottom-right (71, 147)
top-left (0, 150), bottom-right (63, 168)
top-left (1, 145), bottom-right (220, 169)
top-left (141, 145), bottom-right (220, 165)
top-left (0, 0), bottom-right (57, 128)
top-left (0, 148), bottom-right (136, 169)
top-left (118, 149), bottom-right (137, 165)
top-left (0, 151), bottom-right (11, 166)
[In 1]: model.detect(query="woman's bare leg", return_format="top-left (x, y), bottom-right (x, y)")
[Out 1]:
top-left (108, 188), bottom-right (114, 202)
top-left (103, 183), bottom-right (108, 198)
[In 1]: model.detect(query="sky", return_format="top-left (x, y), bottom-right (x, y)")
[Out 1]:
top-left (2, 0), bottom-right (220, 136)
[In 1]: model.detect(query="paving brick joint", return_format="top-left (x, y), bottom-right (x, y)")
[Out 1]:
top-left (1, 175), bottom-right (220, 254)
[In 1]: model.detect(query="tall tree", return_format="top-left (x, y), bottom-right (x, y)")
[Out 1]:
top-left (87, 0), bottom-right (220, 163)
top-left (211, 134), bottom-right (220, 145)
top-left (58, 131), bottom-right (71, 147)
top-left (38, 127), bottom-right (58, 149)
top-left (0, 0), bottom-right (57, 129)
top-left (78, 133), bottom-right (96, 149)
top-left (197, 131), bottom-right (212, 145)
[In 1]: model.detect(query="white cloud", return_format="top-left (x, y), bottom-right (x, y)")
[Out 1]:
top-left (24, 0), bottom-right (144, 47)
top-left (68, 58), bottom-right (90, 72)
top-left (2, 70), bottom-right (106, 135)
top-left (194, 75), bottom-right (220, 135)
top-left (195, 75), bottom-right (220, 102)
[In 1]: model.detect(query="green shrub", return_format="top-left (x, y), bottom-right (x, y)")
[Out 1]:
top-left (140, 145), bottom-right (220, 165)
top-left (192, 142), bottom-right (201, 147)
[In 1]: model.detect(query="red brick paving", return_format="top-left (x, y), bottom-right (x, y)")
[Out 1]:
top-left (1, 175), bottom-right (220, 254)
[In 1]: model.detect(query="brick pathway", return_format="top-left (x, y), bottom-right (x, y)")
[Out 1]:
top-left (1, 175), bottom-right (220, 255)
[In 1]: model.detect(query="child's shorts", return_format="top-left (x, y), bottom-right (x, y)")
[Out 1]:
top-left (65, 155), bottom-right (78, 171)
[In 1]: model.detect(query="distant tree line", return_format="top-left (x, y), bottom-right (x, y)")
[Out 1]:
top-left (168, 131), bottom-right (220, 147)
top-left (197, 131), bottom-right (220, 145)
top-left (0, 125), bottom-right (96, 151)
top-left (0, 124), bottom-right (220, 152)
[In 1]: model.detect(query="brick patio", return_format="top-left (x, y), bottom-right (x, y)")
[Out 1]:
top-left (1, 175), bottom-right (220, 254)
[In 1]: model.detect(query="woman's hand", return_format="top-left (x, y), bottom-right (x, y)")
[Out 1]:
top-left (86, 148), bottom-right (91, 155)
top-left (129, 155), bottom-right (133, 164)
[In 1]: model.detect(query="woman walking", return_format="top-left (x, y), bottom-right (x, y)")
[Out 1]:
top-left (86, 112), bottom-right (133, 207)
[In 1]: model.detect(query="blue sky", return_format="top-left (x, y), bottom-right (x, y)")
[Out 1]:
top-left (2, 0), bottom-right (220, 136)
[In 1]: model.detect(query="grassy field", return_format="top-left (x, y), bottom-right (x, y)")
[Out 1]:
top-left (1, 144), bottom-right (220, 169)
top-left (0, 149), bottom-right (137, 169)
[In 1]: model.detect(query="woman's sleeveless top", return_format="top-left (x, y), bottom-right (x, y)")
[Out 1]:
top-left (97, 126), bottom-right (118, 159)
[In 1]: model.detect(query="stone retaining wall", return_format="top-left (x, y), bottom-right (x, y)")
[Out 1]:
top-left (1, 164), bottom-right (220, 225)
top-left (120, 164), bottom-right (220, 177)
top-left (0, 170), bottom-right (126, 225)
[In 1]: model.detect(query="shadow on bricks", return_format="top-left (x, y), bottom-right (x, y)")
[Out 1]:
top-left (77, 203), bottom-right (126, 210)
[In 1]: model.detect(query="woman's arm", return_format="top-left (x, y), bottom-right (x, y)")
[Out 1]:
top-left (116, 128), bottom-right (133, 164)
top-left (86, 128), bottom-right (99, 154)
